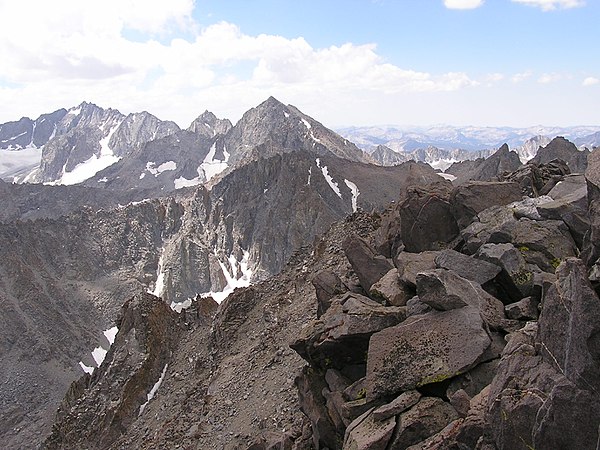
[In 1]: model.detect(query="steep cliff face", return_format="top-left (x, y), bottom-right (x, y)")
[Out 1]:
top-left (26, 103), bottom-right (180, 184)
top-left (0, 108), bottom-right (67, 150)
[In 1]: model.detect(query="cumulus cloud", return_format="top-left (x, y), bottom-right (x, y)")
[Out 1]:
top-left (485, 73), bottom-right (504, 83)
top-left (583, 77), bottom-right (599, 86)
top-left (443, 0), bottom-right (485, 9)
top-left (537, 73), bottom-right (562, 83)
top-left (0, 1), bottom-right (481, 126)
top-left (511, 70), bottom-right (533, 83)
top-left (511, 0), bottom-right (585, 11)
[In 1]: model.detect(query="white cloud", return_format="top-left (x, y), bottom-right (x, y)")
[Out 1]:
top-left (511, 0), bottom-right (585, 11)
top-left (583, 77), bottom-right (600, 86)
top-left (485, 73), bottom-right (504, 83)
top-left (443, 0), bottom-right (485, 9)
top-left (511, 70), bottom-right (533, 83)
top-left (538, 73), bottom-right (562, 83)
top-left (0, 1), bottom-right (480, 127)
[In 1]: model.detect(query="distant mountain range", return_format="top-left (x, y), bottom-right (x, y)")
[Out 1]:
top-left (337, 124), bottom-right (600, 153)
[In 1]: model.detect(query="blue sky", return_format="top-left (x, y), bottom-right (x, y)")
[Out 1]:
top-left (0, 0), bottom-right (597, 127)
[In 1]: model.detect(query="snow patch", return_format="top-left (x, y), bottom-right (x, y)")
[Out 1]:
top-left (98, 177), bottom-right (108, 183)
top-left (103, 326), bottom-right (118, 345)
top-left (307, 167), bottom-right (312, 185)
top-left (146, 160), bottom-right (177, 177)
top-left (0, 131), bottom-right (28, 142)
top-left (170, 298), bottom-right (193, 313)
top-left (344, 179), bottom-right (360, 212)
top-left (174, 171), bottom-right (202, 189)
top-left (200, 250), bottom-right (252, 304)
top-left (302, 118), bottom-right (321, 143)
top-left (428, 159), bottom-right (458, 172)
top-left (78, 324), bottom-right (119, 374)
top-left (316, 158), bottom-right (342, 198)
top-left (91, 346), bottom-right (108, 366)
top-left (79, 361), bottom-right (94, 375)
top-left (139, 364), bottom-right (168, 416)
top-left (284, 111), bottom-right (290, 118)
top-left (139, 172), bottom-right (146, 180)
top-left (58, 123), bottom-right (122, 185)
top-left (201, 143), bottom-right (229, 182)
top-left (437, 173), bottom-right (457, 181)
top-left (150, 253), bottom-right (165, 298)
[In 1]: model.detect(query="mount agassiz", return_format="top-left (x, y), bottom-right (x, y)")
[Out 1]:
top-left (0, 97), bottom-right (598, 450)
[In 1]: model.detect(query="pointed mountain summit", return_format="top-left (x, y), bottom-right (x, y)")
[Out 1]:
top-left (224, 96), bottom-right (370, 166)
top-left (188, 110), bottom-right (233, 138)
top-left (448, 143), bottom-right (521, 184)
top-left (531, 136), bottom-right (589, 173)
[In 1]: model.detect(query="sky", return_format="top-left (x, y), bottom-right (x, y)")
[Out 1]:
top-left (0, 0), bottom-right (598, 128)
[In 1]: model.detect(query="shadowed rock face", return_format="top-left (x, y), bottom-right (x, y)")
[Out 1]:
top-left (44, 292), bottom-right (182, 450)
top-left (531, 136), bottom-right (589, 173)
top-left (450, 144), bottom-right (522, 185)
top-left (0, 109), bottom-right (67, 150)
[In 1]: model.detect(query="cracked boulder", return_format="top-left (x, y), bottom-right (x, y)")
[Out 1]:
top-left (343, 235), bottom-right (393, 291)
top-left (476, 243), bottom-right (537, 302)
top-left (369, 268), bottom-right (413, 306)
top-left (311, 269), bottom-right (347, 317)
top-left (399, 181), bottom-right (459, 252)
top-left (416, 269), bottom-right (518, 332)
top-left (487, 217), bottom-right (578, 272)
top-left (365, 306), bottom-right (491, 400)
top-left (342, 407), bottom-right (395, 450)
top-left (434, 249), bottom-right (501, 286)
top-left (290, 293), bottom-right (405, 370)
top-left (486, 258), bottom-right (600, 450)
top-left (388, 397), bottom-right (460, 449)
top-left (450, 181), bottom-right (522, 229)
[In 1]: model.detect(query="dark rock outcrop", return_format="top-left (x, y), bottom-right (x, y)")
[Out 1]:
top-left (434, 249), bottom-right (501, 286)
top-left (452, 144), bottom-right (521, 185)
top-left (501, 158), bottom-right (571, 196)
top-left (365, 306), bottom-right (491, 399)
top-left (450, 181), bottom-right (522, 229)
top-left (44, 293), bottom-right (181, 449)
top-left (291, 293), bottom-right (405, 370)
top-left (400, 181), bottom-right (459, 252)
top-left (530, 136), bottom-right (589, 173)
top-left (343, 235), bottom-right (393, 291)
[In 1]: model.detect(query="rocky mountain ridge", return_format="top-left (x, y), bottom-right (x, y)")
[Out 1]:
top-left (0, 140), bottom-right (440, 448)
top-left (1, 97), bottom-right (599, 449)
top-left (39, 147), bottom-right (600, 449)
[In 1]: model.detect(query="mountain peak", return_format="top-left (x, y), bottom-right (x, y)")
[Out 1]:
top-left (497, 143), bottom-right (510, 153)
top-left (188, 110), bottom-right (232, 137)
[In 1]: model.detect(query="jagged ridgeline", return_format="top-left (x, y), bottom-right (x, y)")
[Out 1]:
top-left (0, 97), bottom-right (599, 449)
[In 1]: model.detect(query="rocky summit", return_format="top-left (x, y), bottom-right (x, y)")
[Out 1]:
top-left (0, 98), bottom-right (599, 450)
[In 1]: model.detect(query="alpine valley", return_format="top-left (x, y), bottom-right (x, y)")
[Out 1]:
top-left (1, 97), bottom-right (600, 450)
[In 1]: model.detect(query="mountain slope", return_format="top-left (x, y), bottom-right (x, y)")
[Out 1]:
top-left (0, 148), bottom-right (439, 448)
